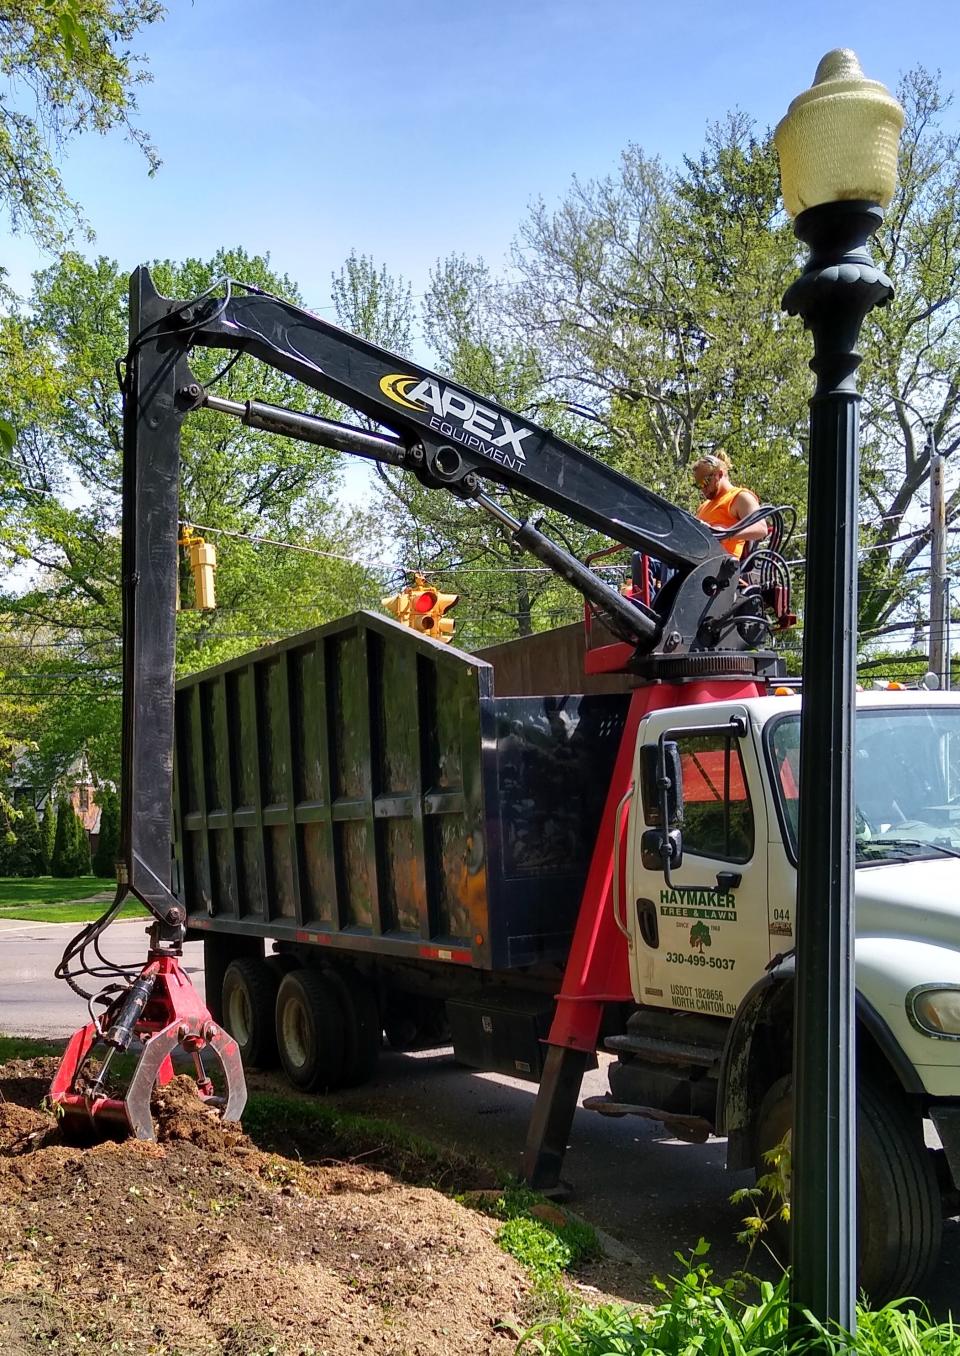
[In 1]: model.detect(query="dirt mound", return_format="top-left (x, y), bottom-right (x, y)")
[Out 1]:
top-left (152, 1073), bottom-right (250, 1151)
top-left (0, 1065), bottom-right (528, 1355)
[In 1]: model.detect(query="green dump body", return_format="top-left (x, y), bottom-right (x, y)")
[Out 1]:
top-left (174, 611), bottom-right (629, 971)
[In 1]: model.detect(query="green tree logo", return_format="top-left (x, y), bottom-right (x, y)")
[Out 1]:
top-left (690, 921), bottom-right (712, 952)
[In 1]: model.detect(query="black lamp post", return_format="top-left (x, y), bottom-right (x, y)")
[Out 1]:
top-left (775, 51), bottom-right (904, 1334)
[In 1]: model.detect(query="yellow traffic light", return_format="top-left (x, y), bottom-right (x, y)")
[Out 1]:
top-left (409, 581), bottom-right (439, 633)
top-left (382, 575), bottom-right (458, 642)
top-left (429, 589), bottom-right (459, 641)
top-left (178, 527), bottom-right (217, 611)
top-left (381, 589), bottom-right (412, 625)
top-left (410, 580), bottom-right (458, 642)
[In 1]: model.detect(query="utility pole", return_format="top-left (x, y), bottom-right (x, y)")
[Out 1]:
top-left (929, 425), bottom-right (947, 687)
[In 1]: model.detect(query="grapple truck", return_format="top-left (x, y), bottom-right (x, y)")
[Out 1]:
top-left (51, 267), bottom-right (960, 1306)
top-left (180, 618), bottom-right (960, 1302)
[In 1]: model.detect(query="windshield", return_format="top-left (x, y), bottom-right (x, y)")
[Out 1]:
top-left (769, 708), bottom-right (960, 864)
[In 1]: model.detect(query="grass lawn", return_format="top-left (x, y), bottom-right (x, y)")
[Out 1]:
top-left (0, 876), bottom-right (148, 923)
top-left (0, 1033), bottom-right (65, 1061)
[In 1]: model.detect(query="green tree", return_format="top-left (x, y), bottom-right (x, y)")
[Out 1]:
top-left (39, 799), bottom-right (55, 873)
top-left (855, 69), bottom-right (960, 646)
top-left (511, 75), bottom-right (960, 657)
top-left (11, 804), bottom-right (43, 876)
top-left (366, 253), bottom-right (593, 647)
top-left (0, 803), bottom-right (17, 876)
top-left (511, 117), bottom-right (809, 514)
top-left (331, 250), bottom-right (414, 358)
top-left (50, 796), bottom-right (75, 876)
top-left (363, 130), bottom-right (815, 651)
top-left (92, 785), bottom-right (119, 877)
top-left (0, 0), bottom-right (163, 248)
top-left (51, 795), bottom-right (89, 876)
top-left (0, 248), bottom-right (382, 784)
top-left (72, 804), bottom-right (91, 874)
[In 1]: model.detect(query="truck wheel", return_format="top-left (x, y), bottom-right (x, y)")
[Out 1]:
top-left (221, 958), bottom-right (279, 1069)
top-left (275, 969), bottom-right (347, 1093)
top-left (753, 1074), bottom-right (942, 1303)
top-left (326, 969), bottom-right (381, 1088)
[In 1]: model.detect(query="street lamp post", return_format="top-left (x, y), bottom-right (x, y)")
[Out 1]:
top-left (775, 51), bottom-right (904, 1333)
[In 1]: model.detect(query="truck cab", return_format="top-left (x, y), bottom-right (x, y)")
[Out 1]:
top-left (615, 688), bottom-right (960, 1300)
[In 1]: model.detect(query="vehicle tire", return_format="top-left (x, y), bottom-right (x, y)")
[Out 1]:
top-left (326, 969), bottom-right (381, 1088)
top-left (221, 957), bottom-right (279, 1069)
top-left (753, 1074), bottom-right (942, 1303)
top-left (275, 968), bottom-right (348, 1093)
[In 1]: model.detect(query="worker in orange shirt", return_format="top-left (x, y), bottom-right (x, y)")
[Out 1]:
top-left (692, 451), bottom-right (768, 559)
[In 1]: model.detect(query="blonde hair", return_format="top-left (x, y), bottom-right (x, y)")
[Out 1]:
top-left (692, 450), bottom-right (731, 476)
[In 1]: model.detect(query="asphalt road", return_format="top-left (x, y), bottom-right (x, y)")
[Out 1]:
top-left (0, 917), bottom-right (206, 1037)
top-left (2, 919), bottom-right (958, 1312)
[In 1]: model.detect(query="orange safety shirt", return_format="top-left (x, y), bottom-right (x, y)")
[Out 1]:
top-left (697, 485), bottom-right (749, 558)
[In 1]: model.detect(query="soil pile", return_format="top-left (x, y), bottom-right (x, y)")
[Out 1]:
top-left (0, 1060), bottom-right (530, 1355)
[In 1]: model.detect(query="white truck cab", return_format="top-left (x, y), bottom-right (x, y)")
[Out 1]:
top-left (614, 689), bottom-right (960, 1301)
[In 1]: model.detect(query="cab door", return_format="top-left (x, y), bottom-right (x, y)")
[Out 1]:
top-left (624, 705), bottom-right (770, 1019)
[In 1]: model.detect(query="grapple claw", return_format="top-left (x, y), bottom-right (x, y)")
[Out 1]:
top-left (123, 1016), bottom-right (246, 1140)
top-left (50, 953), bottom-right (247, 1141)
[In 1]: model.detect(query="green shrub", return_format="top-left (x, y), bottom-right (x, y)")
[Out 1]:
top-left (463, 1182), bottom-right (600, 1302)
top-left (72, 804), bottom-right (91, 874)
top-left (497, 1216), bottom-right (580, 1286)
top-left (11, 805), bottom-right (44, 876)
top-left (731, 1130), bottom-right (791, 1260)
top-left (519, 1243), bottom-right (793, 1354)
top-left (51, 797), bottom-right (88, 877)
top-left (92, 787), bottom-right (119, 878)
top-left (0, 804), bottom-right (18, 877)
top-left (518, 1242), bottom-right (960, 1355)
top-left (852, 1300), bottom-right (960, 1353)
top-left (39, 801), bottom-right (55, 874)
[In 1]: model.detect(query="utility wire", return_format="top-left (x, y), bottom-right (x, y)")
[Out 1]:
top-left (180, 519), bottom-right (367, 565)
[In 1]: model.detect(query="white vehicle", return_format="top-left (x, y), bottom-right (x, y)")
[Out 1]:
top-left (615, 688), bottom-right (960, 1301)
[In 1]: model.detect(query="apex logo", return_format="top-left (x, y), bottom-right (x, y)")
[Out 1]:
top-left (379, 373), bottom-right (533, 462)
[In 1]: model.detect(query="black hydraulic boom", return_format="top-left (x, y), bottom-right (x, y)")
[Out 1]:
top-left (118, 264), bottom-right (789, 935)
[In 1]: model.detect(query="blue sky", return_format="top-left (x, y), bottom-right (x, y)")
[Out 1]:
top-left (3, 0), bottom-right (959, 311)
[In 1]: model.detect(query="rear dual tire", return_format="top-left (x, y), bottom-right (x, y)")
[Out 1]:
top-left (222, 957), bottom-right (280, 1070)
top-left (275, 967), bottom-right (381, 1093)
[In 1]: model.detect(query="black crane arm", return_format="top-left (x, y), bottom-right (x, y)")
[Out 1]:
top-left (165, 280), bottom-right (718, 572)
top-left (116, 267), bottom-right (785, 927)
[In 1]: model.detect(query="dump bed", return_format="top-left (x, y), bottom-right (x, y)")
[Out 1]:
top-left (174, 610), bottom-right (629, 970)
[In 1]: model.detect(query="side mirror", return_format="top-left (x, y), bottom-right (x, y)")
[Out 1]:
top-left (641, 827), bottom-right (683, 874)
top-left (640, 740), bottom-right (684, 827)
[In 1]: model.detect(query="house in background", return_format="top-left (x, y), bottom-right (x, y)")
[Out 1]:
top-left (71, 776), bottom-right (101, 844)
top-left (10, 751), bottom-right (104, 852)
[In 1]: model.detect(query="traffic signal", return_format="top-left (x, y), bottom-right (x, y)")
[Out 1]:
top-left (381, 588), bottom-right (412, 625)
top-left (178, 527), bottom-right (217, 611)
top-left (381, 575), bottom-right (458, 642)
top-left (410, 580), bottom-right (459, 642)
top-left (430, 589), bottom-right (459, 640)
